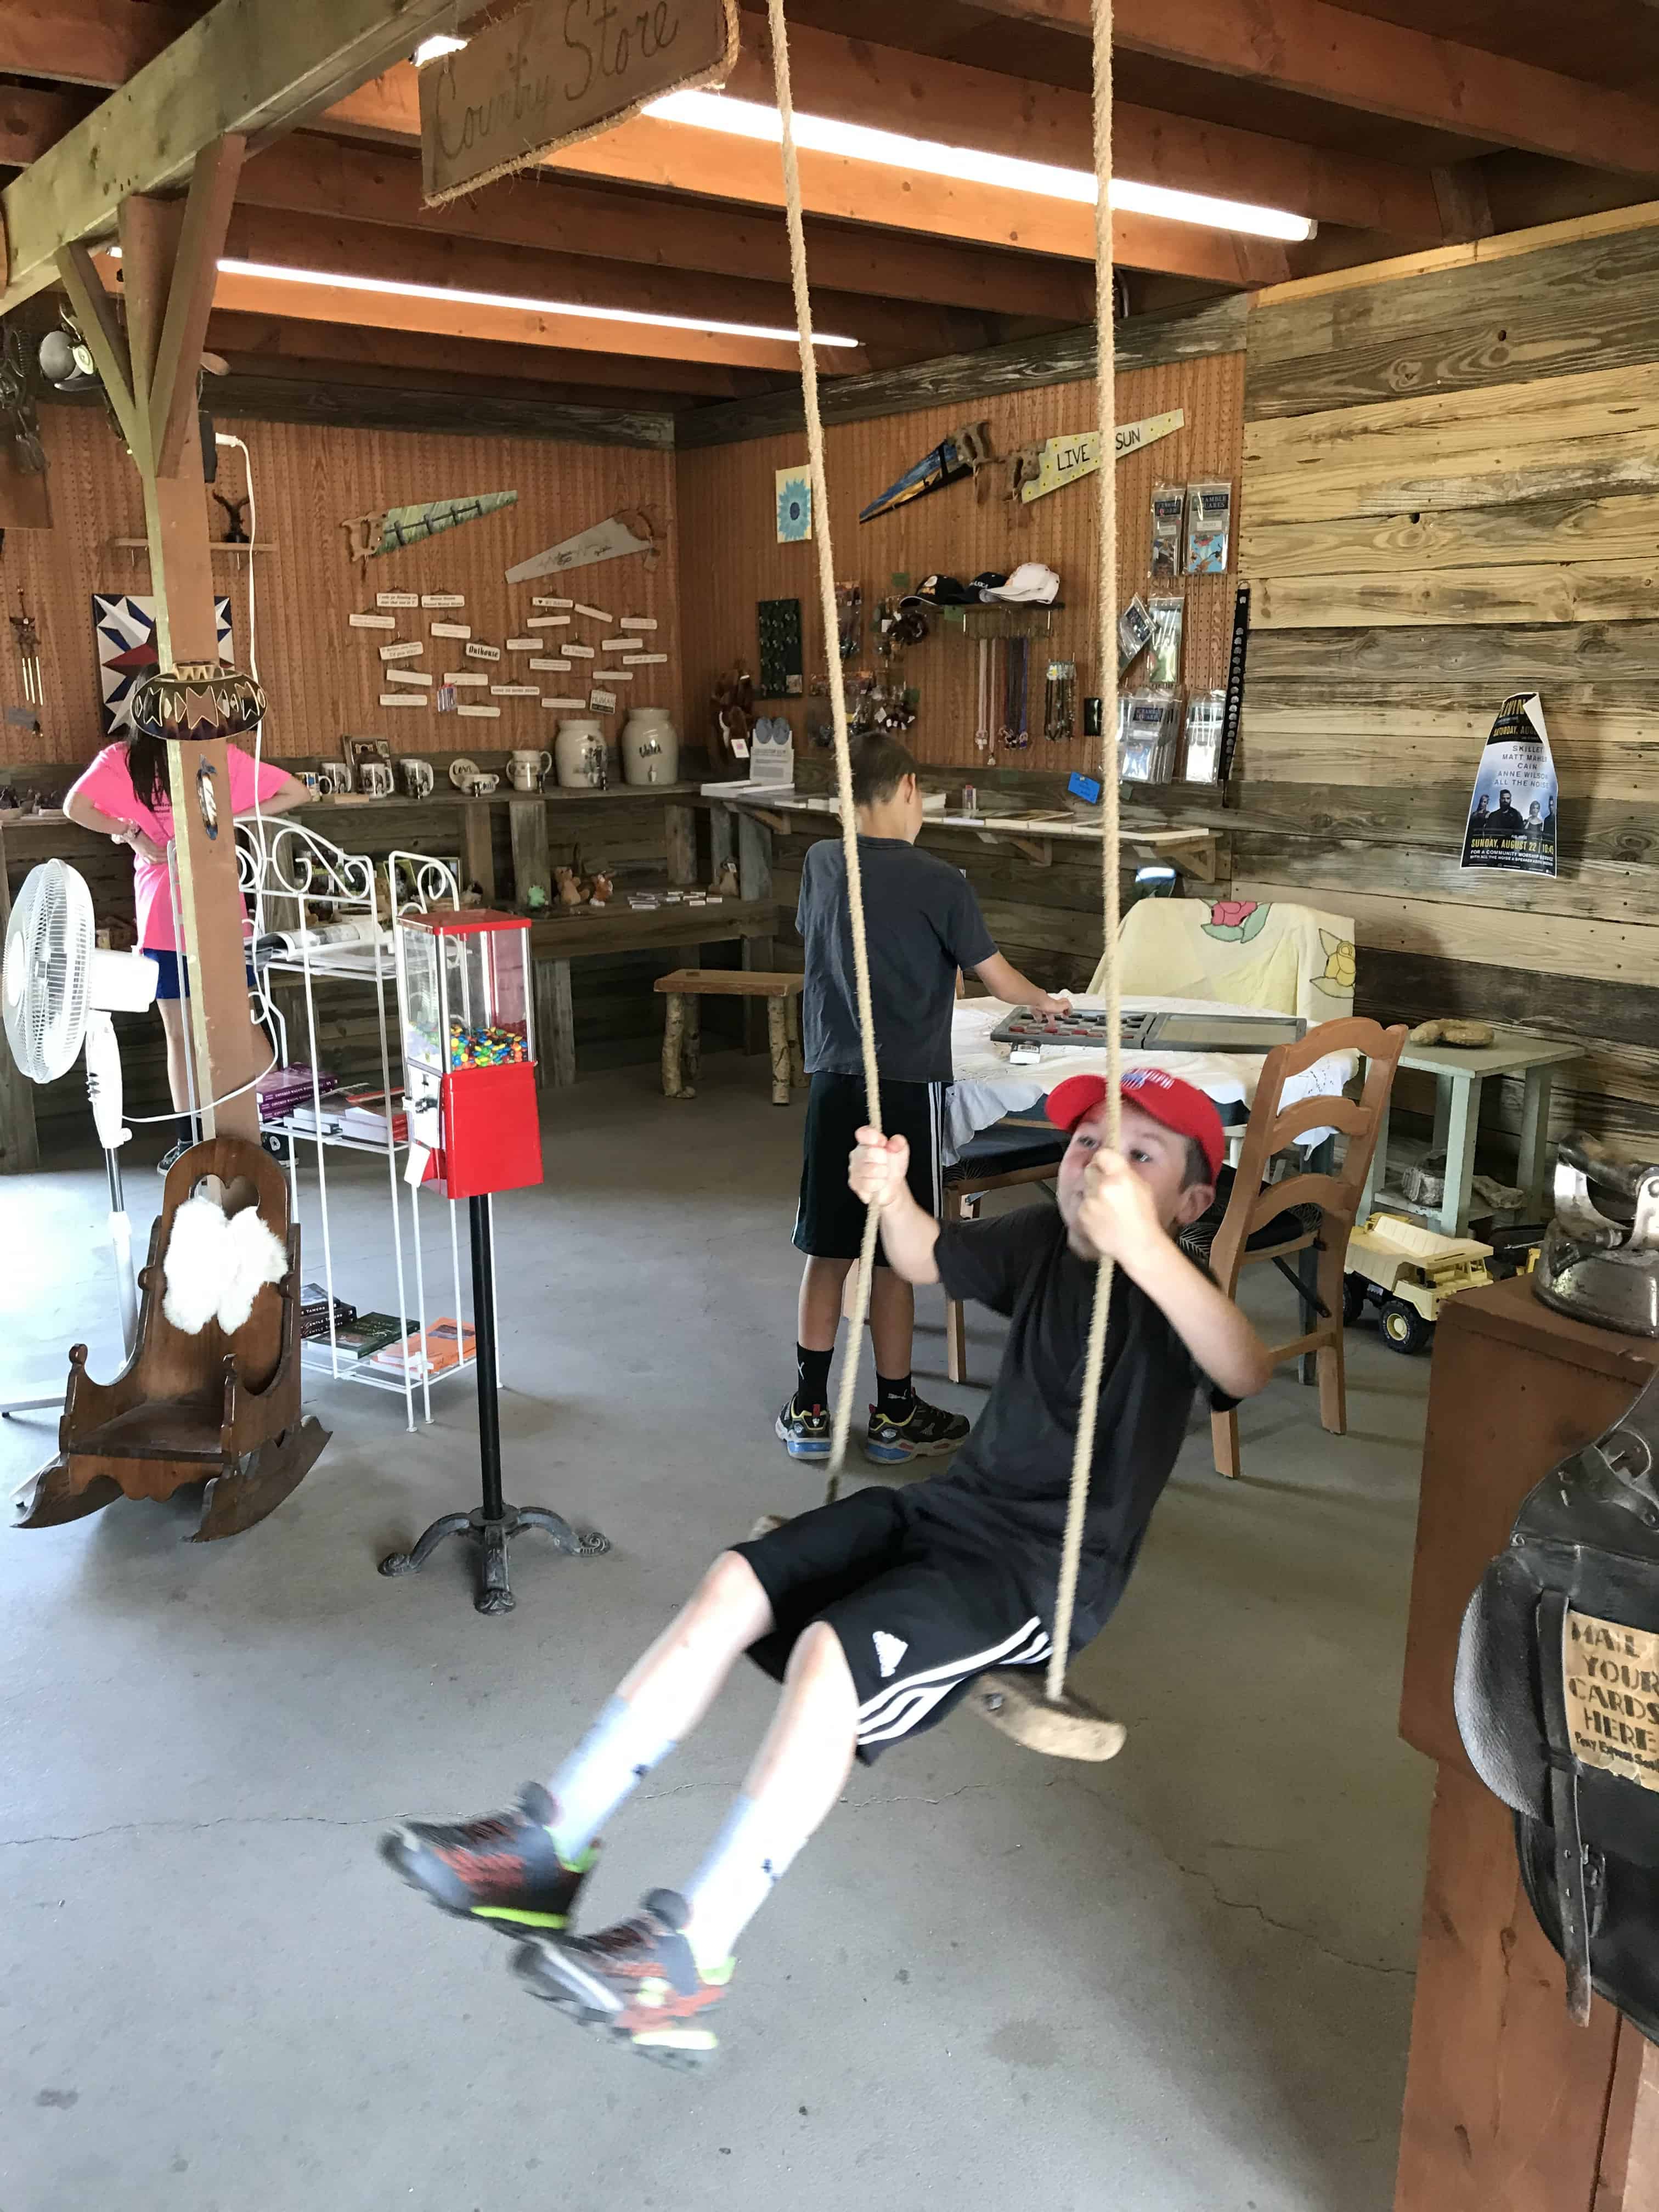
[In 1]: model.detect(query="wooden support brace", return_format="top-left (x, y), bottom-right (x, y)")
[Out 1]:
top-left (509, 797), bottom-right (551, 912)
top-left (663, 803), bottom-right (697, 888)
top-left (533, 956), bottom-right (575, 1088)
top-left (458, 806), bottom-right (496, 903)
top-left (766, 998), bottom-right (791, 1105)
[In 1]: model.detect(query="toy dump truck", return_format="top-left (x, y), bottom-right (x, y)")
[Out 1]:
top-left (1344, 1212), bottom-right (1494, 1355)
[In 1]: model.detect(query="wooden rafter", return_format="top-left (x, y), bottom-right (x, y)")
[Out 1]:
top-left (0, 0), bottom-right (471, 312)
top-left (973, 0), bottom-right (1659, 178)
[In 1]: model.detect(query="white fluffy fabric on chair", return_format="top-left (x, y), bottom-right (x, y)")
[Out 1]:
top-left (162, 1192), bottom-right (289, 1335)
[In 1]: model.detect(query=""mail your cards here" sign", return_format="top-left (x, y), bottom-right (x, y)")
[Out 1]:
top-left (421, 0), bottom-right (738, 206)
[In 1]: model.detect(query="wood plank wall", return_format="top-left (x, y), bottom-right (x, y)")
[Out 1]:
top-left (1239, 222), bottom-right (1659, 1156)
top-left (674, 351), bottom-right (1244, 776)
top-left (0, 408), bottom-right (679, 771)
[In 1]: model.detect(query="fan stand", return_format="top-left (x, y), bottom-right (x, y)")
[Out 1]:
top-left (376, 1194), bottom-right (608, 1613)
top-left (3, 1147), bottom-right (139, 1420)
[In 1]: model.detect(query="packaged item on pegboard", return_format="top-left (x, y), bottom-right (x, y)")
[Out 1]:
top-left (1150, 482), bottom-right (1184, 579)
top-left (1185, 480), bottom-right (1233, 574)
top-left (1118, 593), bottom-right (1153, 674)
top-left (1118, 690), bottom-right (1182, 782)
top-left (1181, 691), bottom-right (1226, 782)
top-left (1147, 594), bottom-right (1184, 689)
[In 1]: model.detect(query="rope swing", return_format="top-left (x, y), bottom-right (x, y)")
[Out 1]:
top-left (764, 0), bottom-right (1128, 1760)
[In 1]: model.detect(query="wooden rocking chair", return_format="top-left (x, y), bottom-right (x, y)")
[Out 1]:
top-left (16, 1136), bottom-right (329, 1542)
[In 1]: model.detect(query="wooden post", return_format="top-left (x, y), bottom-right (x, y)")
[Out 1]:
top-left (737, 811), bottom-right (775, 1053)
top-left (509, 797), bottom-right (550, 911)
top-left (766, 997), bottom-right (790, 1105)
top-left (710, 802), bottom-right (736, 884)
top-left (664, 803), bottom-right (697, 888)
top-left (458, 805), bottom-right (496, 902)
top-left (532, 956), bottom-right (576, 1088)
top-left (0, 824), bottom-right (42, 1173)
top-left (60, 139), bottom-right (255, 1139)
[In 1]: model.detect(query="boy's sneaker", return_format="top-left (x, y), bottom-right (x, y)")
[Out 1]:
top-left (157, 1136), bottom-right (190, 1176)
top-left (865, 1395), bottom-right (969, 1465)
top-left (379, 1782), bottom-right (591, 1937)
top-left (513, 1888), bottom-right (732, 2070)
top-left (774, 1398), bottom-right (831, 1460)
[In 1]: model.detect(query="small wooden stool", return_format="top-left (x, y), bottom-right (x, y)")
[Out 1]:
top-left (654, 969), bottom-right (805, 1104)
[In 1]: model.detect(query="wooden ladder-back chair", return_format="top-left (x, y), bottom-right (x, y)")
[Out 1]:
top-left (1192, 1018), bottom-right (1406, 1479)
top-left (17, 1137), bottom-right (329, 1541)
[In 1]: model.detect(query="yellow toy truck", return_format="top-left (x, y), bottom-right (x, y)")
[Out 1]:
top-left (1342, 1212), bottom-right (1495, 1355)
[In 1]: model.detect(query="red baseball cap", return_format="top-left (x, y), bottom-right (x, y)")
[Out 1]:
top-left (1046, 1068), bottom-right (1224, 1181)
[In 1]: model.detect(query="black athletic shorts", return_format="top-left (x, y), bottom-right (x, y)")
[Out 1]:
top-left (732, 1486), bottom-right (1052, 1763)
top-left (792, 1072), bottom-right (946, 1265)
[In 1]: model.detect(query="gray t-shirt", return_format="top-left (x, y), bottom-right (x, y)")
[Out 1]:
top-left (796, 835), bottom-right (997, 1084)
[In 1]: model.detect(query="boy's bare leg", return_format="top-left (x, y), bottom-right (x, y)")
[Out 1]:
top-left (797, 1254), bottom-right (852, 1350)
top-left (613, 1553), bottom-right (776, 1744)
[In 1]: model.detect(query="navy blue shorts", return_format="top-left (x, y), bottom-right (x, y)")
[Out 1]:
top-left (143, 950), bottom-right (256, 1001)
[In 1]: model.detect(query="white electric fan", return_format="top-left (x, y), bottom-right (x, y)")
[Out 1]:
top-left (2, 858), bottom-right (160, 1417)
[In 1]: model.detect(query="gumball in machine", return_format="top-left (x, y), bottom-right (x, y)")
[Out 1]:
top-left (381, 907), bottom-right (607, 1613)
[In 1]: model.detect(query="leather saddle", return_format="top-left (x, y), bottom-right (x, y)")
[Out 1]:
top-left (1455, 1367), bottom-right (1659, 2041)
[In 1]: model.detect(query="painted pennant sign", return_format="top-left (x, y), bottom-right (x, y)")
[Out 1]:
top-left (421, 0), bottom-right (739, 207)
top-left (1020, 410), bottom-right (1185, 505)
top-left (505, 509), bottom-right (657, 584)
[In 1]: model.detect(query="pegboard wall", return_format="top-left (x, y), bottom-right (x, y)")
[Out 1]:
top-left (674, 349), bottom-right (1245, 774)
top-left (0, 407), bottom-right (680, 771)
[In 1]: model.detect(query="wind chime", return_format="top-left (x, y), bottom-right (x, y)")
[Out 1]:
top-left (9, 591), bottom-right (43, 712)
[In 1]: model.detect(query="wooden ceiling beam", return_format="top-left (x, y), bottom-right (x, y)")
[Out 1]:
top-left (324, 72), bottom-right (1288, 284)
top-left (93, 245), bottom-right (862, 373)
top-left (726, 10), bottom-right (1446, 240)
top-left (0, 0), bottom-right (470, 312)
top-left (204, 309), bottom-right (760, 397)
top-left (0, 85), bottom-right (93, 168)
top-left (970, 0), bottom-right (1659, 179)
top-left (4, 0), bottom-right (190, 89)
top-left (216, 205), bottom-right (1001, 364)
top-left (234, 131), bottom-right (1097, 320)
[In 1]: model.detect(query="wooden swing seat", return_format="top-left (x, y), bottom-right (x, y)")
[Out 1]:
top-left (15, 1136), bottom-right (329, 1543)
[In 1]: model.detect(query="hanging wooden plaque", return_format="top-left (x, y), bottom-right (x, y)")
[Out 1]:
top-left (420, 0), bottom-right (740, 208)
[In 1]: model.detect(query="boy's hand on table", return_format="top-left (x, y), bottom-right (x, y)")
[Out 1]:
top-left (1026, 990), bottom-right (1071, 1020)
top-left (849, 1128), bottom-right (911, 1211)
top-left (1073, 1148), bottom-right (1165, 1266)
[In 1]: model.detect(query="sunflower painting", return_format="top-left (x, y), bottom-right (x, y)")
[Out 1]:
top-left (775, 467), bottom-right (812, 543)
top-left (1313, 929), bottom-right (1357, 997)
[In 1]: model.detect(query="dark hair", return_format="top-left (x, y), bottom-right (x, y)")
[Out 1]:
top-left (850, 733), bottom-right (918, 810)
top-left (1183, 1136), bottom-right (1214, 1190)
top-left (126, 731), bottom-right (170, 816)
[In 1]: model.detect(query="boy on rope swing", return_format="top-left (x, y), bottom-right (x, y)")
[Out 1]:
top-left (777, 729), bottom-right (1070, 1468)
top-left (382, 1069), bottom-right (1272, 2069)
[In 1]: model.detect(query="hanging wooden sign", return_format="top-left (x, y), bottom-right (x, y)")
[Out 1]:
top-left (505, 511), bottom-right (656, 584)
top-left (377, 590), bottom-right (420, 608)
top-left (419, 0), bottom-right (739, 208)
top-left (531, 596), bottom-right (574, 609)
top-left (349, 612), bottom-right (397, 630)
top-left (1019, 409), bottom-right (1186, 505)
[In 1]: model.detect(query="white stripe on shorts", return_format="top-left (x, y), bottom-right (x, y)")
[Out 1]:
top-left (858, 1626), bottom-right (1052, 1746)
top-left (856, 1614), bottom-right (1049, 1734)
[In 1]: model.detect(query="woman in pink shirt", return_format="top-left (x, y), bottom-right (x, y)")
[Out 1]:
top-left (64, 727), bottom-right (307, 1170)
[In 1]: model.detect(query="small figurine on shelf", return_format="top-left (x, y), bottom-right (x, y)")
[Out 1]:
top-left (712, 666), bottom-right (756, 770)
top-left (710, 857), bottom-right (740, 898)
top-left (554, 865), bottom-right (586, 910)
top-left (587, 868), bottom-right (613, 907)
top-left (522, 883), bottom-right (549, 915)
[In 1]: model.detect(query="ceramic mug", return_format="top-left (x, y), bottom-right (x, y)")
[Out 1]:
top-left (360, 760), bottom-right (395, 799)
top-left (467, 772), bottom-right (501, 797)
top-left (297, 771), bottom-right (322, 798)
top-left (317, 763), bottom-right (350, 796)
top-left (509, 748), bottom-right (552, 792)
top-left (399, 758), bottom-right (436, 799)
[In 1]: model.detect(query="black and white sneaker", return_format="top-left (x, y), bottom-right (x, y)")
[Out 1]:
top-left (157, 1136), bottom-right (190, 1176)
top-left (775, 1399), bottom-right (831, 1461)
top-left (865, 1396), bottom-right (969, 1465)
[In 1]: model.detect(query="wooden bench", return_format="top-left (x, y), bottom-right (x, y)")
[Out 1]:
top-left (654, 969), bottom-right (805, 1104)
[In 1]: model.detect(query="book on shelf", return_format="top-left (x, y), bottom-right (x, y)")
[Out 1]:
top-left (365, 1316), bottom-right (476, 1380)
top-left (297, 1280), bottom-right (358, 1340)
top-left (337, 1087), bottom-right (408, 1144)
top-left (322, 1311), bottom-right (409, 1361)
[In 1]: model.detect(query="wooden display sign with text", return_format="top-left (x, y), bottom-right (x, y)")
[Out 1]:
top-left (421, 0), bottom-right (740, 206)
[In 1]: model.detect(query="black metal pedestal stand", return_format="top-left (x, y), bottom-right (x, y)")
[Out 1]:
top-left (379, 1193), bottom-right (608, 1614)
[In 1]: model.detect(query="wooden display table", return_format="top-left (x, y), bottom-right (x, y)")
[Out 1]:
top-left (1396, 1273), bottom-right (1659, 2210)
top-left (653, 968), bottom-right (804, 1104)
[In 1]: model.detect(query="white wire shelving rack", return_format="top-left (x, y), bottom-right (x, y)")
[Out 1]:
top-left (236, 821), bottom-right (472, 1430)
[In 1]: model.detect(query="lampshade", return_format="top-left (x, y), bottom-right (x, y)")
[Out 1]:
top-left (129, 661), bottom-right (266, 742)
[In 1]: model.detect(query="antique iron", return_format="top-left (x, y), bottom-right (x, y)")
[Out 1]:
top-left (1536, 1135), bottom-right (1659, 1339)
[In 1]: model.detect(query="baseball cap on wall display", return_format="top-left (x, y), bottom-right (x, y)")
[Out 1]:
top-left (975, 563), bottom-right (1062, 605)
top-left (898, 574), bottom-right (981, 608)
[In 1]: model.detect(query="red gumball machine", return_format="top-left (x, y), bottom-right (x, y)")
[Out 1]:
top-left (382, 906), bottom-right (606, 1615)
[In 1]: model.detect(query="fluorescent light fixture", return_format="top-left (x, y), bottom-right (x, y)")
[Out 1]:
top-left (103, 247), bottom-right (857, 348)
top-left (414, 32), bottom-right (469, 64)
top-left (645, 91), bottom-right (1317, 244)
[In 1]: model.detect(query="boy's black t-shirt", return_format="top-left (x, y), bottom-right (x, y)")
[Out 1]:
top-left (913, 1205), bottom-right (1233, 1641)
top-left (796, 834), bottom-right (996, 1084)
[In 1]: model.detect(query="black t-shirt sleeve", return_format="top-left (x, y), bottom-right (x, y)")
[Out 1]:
top-left (937, 866), bottom-right (997, 973)
top-left (936, 1205), bottom-right (1057, 1318)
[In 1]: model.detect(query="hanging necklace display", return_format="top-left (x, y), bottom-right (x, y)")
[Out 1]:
top-left (1000, 635), bottom-right (1031, 748)
top-left (974, 636), bottom-right (992, 758)
top-left (1043, 660), bottom-right (1077, 743)
top-left (9, 593), bottom-right (43, 709)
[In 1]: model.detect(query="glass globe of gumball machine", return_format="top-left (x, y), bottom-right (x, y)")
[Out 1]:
top-left (382, 906), bottom-right (607, 1614)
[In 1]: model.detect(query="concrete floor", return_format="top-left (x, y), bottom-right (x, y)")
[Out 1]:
top-left (1, 1057), bottom-right (1432, 2212)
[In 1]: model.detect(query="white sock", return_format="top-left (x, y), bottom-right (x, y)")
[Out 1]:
top-left (680, 1793), bottom-right (808, 1968)
top-left (547, 1696), bottom-right (676, 1863)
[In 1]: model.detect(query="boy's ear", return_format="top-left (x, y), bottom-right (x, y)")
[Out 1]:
top-left (1172, 1180), bottom-right (1215, 1229)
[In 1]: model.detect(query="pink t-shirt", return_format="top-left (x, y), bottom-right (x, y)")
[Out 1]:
top-left (72, 741), bottom-right (287, 951)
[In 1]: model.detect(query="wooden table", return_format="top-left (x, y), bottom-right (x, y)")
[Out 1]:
top-left (1361, 1027), bottom-right (1582, 1235)
top-left (526, 899), bottom-right (777, 1087)
top-left (1395, 1274), bottom-right (1659, 2210)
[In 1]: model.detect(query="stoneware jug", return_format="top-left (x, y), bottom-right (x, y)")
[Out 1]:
top-left (621, 706), bottom-right (679, 787)
top-left (555, 718), bottom-right (608, 790)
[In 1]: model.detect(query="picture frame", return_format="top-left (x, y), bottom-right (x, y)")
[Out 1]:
top-left (342, 733), bottom-right (393, 789)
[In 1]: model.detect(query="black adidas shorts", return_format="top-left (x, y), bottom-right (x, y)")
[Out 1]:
top-left (792, 1073), bottom-right (945, 1265)
top-left (732, 1487), bottom-right (1051, 1764)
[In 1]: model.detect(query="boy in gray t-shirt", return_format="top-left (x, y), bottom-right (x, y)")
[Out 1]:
top-left (779, 733), bottom-right (1066, 1466)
